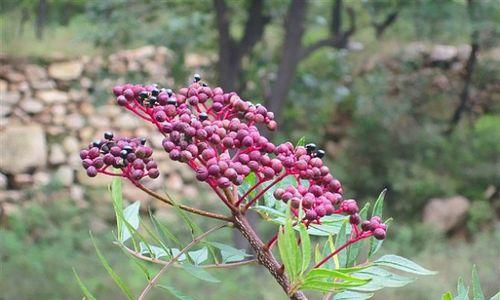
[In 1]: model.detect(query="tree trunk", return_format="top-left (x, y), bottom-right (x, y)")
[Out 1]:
top-left (267, 0), bottom-right (308, 122)
top-left (232, 211), bottom-right (308, 299)
top-left (35, 0), bottom-right (47, 40)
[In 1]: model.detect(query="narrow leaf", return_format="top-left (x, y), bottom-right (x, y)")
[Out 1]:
top-left (334, 291), bottom-right (374, 300)
top-left (457, 276), bottom-right (469, 300)
top-left (121, 201), bottom-right (141, 243)
top-left (110, 177), bottom-right (124, 240)
top-left (472, 265), bottom-right (485, 300)
top-left (188, 247), bottom-right (208, 265)
top-left (299, 223), bottom-right (311, 275)
top-left (442, 291), bottom-right (454, 300)
top-left (157, 284), bottom-right (195, 300)
top-left (373, 255), bottom-right (437, 275)
top-left (372, 188), bottom-right (387, 219)
top-left (91, 233), bottom-right (134, 300)
top-left (211, 242), bottom-right (251, 263)
top-left (304, 269), bottom-right (370, 283)
top-left (181, 264), bottom-right (220, 283)
top-left (296, 136), bottom-right (306, 147)
top-left (73, 268), bottom-right (97, 300)
top-left (335, 221), bottom-right (348, 267)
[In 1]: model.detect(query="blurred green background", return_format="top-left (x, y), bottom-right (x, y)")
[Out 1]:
top-left (0, 0), bottom-right (499, 299)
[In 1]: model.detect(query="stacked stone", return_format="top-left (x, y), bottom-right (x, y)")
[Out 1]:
top-left (0, 46), bottom-right (203, 216)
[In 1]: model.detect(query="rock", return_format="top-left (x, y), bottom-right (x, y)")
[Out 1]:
top-left (423, 196), bottom-right (471, 233)
top-left (2, 91), bottom-right (21, 105)
top-left (430, 45), bottom-right (458, 64)
top-left (36, 90), bottom-right (69, 104)
top-left (54, 166), bottom-right (74, 186)
top-left (48, 60), bottom-right (84, 81)
top-left (0, 79), bottom-right (7, 93)
top-left (70, 185), bottom-right (87, 208)
top-left (0, 104), bottom-right (12, 117)
top-left (64, 113), bottom-right (86, 130)
top-left (49, 144), bottom-right (66, 165)
top-left (77, 169), bottom-right (113, 187)
top-left (68, 89), bottom-right (86, 102)
top-left (1, 69), bottom-right (25, 82)
top-left (33, 171), bottom-right (51, 186)
top-left (113, 114), bottom-right (142, 130)
top-left (31, 80), bottom-right (56, 90)
top-left (0, 125), bottom-right (47, 174)
top-left (165, 173), bottom-right (183, 191)
top-left (0, 172), bottom-right (7, 189)
top-left (19, 98), bottom-right (44, 114)
top-left (24, 64), bottom-right (47, 79)
top-left (11, 173), bottom-right (34, 189)
top-left (0, 190), bottom-right (24, 203)
top-left (62, 136), bottom-right (80, 153)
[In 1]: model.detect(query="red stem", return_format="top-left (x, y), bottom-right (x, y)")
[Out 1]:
top-left (314, 232), bottom-right (372, 269)
top-left (244, 172), bottom-right (289, 210)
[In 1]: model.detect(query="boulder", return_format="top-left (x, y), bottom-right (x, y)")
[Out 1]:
top-left (54, 166), bottom-right (74, 186)
top-left (49, 144), bottom-right (66, 165)
top-left (19, 98), bottom-right (44, 114)
top-left (36, 90), bottom-right (69, 104)
top-left (48, 60), bottom-right (84, 81)
top-left (423, 196), bottom-right (470, 233)
top-left (430, 45), bottom-right (458, 64)
top-left (0, 125), bottom-right (47, 173)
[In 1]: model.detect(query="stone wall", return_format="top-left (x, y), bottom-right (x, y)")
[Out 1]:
top-left (0, 46), bottom-right (209, 217)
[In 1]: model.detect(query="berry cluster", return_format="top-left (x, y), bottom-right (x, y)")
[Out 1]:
top-left (361, 216), bottom-right (387, 240)
top-left (80, 132), bottom-right (159, 180)
top-left (81, 75), bottom-right (386, 240)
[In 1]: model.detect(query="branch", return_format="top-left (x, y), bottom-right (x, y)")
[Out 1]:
top-left (446, 0), bottom-right (479, 135)
top-left (132, 181), bottom-right (234, 222)
top-left (372, 10), bottom-right (399, 38)
top-left (213, 0), bottom-right (235, 51)
top-left (298, 2), bottom-right (356, 60)
top-left (239, 0), bottom-right (271, 57)
top-left (121, 244), bottom-right (258, 269)
top-left (137, 224), bottom-right (228, 300)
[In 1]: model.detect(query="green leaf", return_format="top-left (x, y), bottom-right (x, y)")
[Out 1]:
top-left (373, 255), bottom-right (437, 275)
top-left (304, 268), bottom-right (370, 283)
top-left (472, 265), bottom-right (485, 300)
top-left (442, 291), bottom-right (454, 300)
top-left (372, 188), bottom-right (387, 219)
top-left (334, 291), bottom-right (374, 300)
top-left (139, 242), bottom-right (169, 259)
top-left (170, 195), bottom-right (203, 236)
top-left (352, 266), bottom-right (415, 292)
top-left (157, 284), bottom-right (195, 300)
top-left (299, 223), bottom-right (311, 275)
top-left (187, 247), bottom-right (208, 265)
top-left (278, 219), bottom-right (301, 283)
top-left (149, 211), bottom-right (181, 247)
top-left (238, 172), bottom-right (257, 199)
top-left (73, 268), bottom-right (97, 300)
top-left (210, 242), bottom-right (251, 263)
top-left (489, 292), bottom-right (500, 300)
top-left (121, 201), bottom-right (141, 243)
top-left (111, 177), bottom-right (124, 240)
top-left (91, 233), bottom-right (134, 300)
top-left (296, 136), bottom-right (306, 147)
top-left (301, 279), bottom-right (369, 292)
top-left (335, 221), bottom-right (348, 267)
top-left (457, 276), bottom-right (469, 300)
top-left (180, 264), bottom-right (220, 283)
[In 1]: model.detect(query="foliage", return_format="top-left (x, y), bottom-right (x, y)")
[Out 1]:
top-left (441, 266), bottom-right (500, 300)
